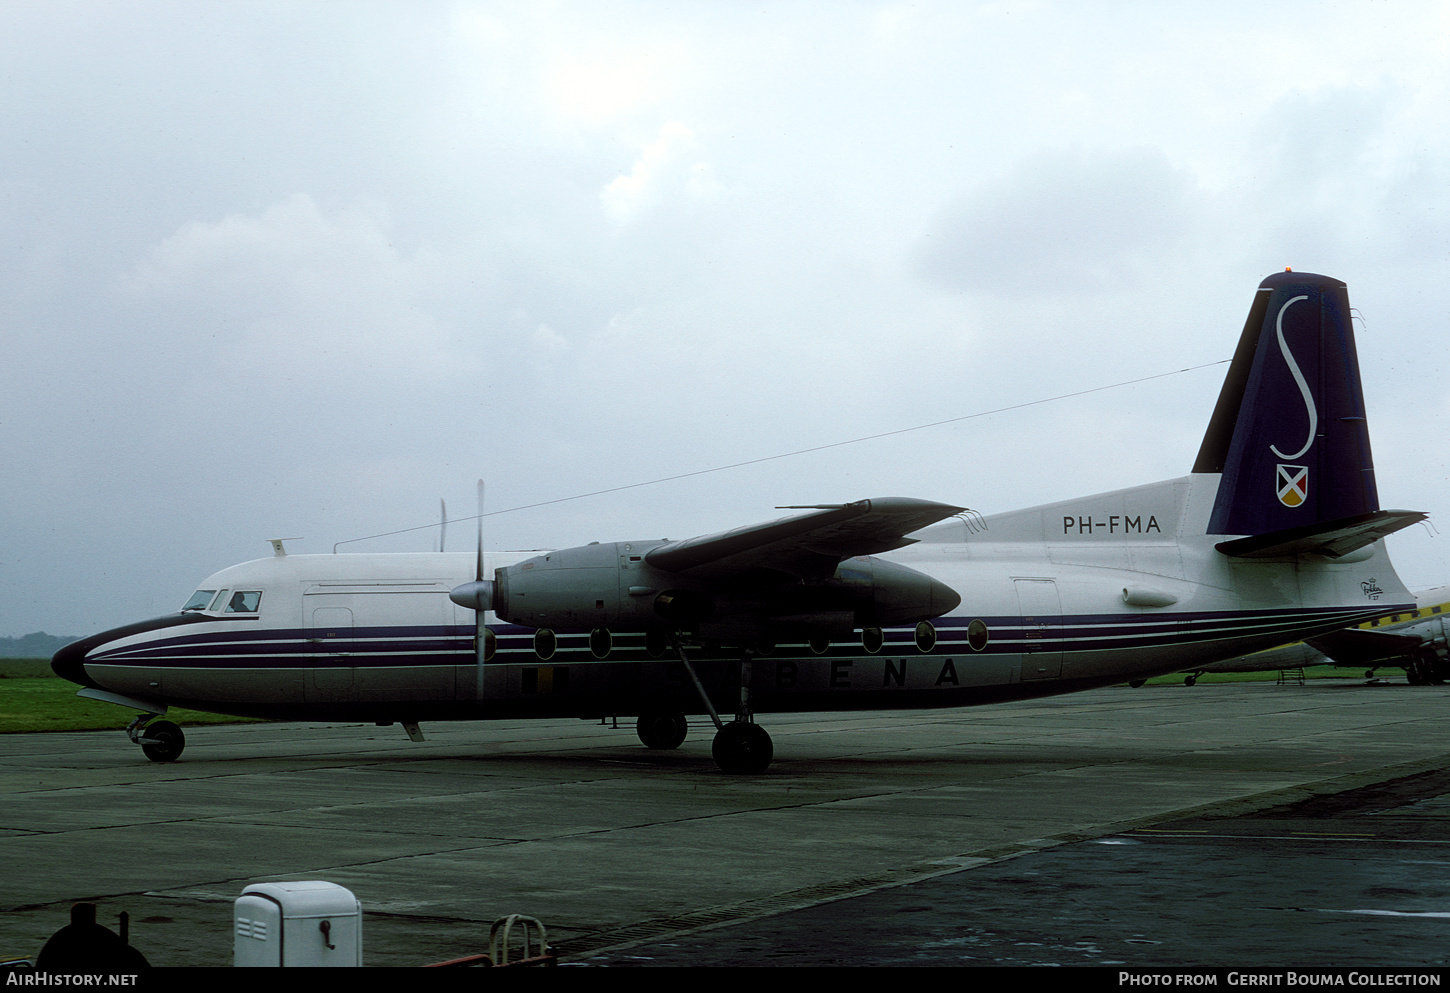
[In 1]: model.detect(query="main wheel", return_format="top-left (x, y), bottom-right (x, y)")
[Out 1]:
top-left (711, 721), bottom-right (773, 774)
top-left (1414, 652), bottom-right (1445, 686)
top-left (636, 712), bottom-right (688, 750)
top-left (140, 720), bottom-right (185, 762)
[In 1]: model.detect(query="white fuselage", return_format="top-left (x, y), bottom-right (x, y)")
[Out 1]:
top-left (69, 473), bottom-right (1412, 723)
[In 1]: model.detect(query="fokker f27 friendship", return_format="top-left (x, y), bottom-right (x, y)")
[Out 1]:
top-left (54, 271), bottom-right (1426, 773)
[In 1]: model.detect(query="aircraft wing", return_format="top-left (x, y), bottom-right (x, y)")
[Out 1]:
top-left (644, 497), bottom-right (965, 580)
top-left (1305, 627), bottom-right (1426, 665)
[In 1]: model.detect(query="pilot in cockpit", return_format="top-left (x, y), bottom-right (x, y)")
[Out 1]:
top-left (227, 591), bottom-right (260, 613)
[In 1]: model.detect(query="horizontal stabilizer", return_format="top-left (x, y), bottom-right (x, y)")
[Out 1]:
top-left (645, 497), bottom-right (964, 579)
top-left (1215, 509), bottom-right (1425, 559)
top-left (1306, 627), bottom-right (1426, 666)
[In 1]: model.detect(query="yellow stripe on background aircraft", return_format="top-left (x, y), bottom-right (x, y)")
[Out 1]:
top-left (1182, 585), bottom-right (1450, 686)
top-left (53, 271), bottom-right (1427, 773)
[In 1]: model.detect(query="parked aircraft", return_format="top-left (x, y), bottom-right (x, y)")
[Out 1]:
top-left (1182, 585), bottom-right (1450, 685)
top-left (53, 271), bottom-right (1425, 773)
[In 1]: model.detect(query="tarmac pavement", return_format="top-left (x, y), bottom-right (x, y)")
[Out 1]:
top-left (2, 679), bottom-right (1447, 968)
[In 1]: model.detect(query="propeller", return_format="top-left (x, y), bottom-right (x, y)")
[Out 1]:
top-left (447, 479), bottom-right (495, 702)
top-left (438, 498), bottom-right (447, 553)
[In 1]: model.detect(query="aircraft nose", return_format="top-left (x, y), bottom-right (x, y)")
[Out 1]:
top-left (51, 612), bottom-right (211, 689)
top-left (51, 638), bottom-right (98, 687)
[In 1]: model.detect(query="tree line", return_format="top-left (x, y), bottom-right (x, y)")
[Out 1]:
top-left (0, 632), bottom-right (78, 658)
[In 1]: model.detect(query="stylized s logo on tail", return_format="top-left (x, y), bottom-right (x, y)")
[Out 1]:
top-left (1269, 294), bottom-right (1316, 461)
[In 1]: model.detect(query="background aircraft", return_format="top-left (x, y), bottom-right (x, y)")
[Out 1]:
top-left (1182, 585), bottom-right (1450, 685)
top-left (53, 271), bottom-right (1425, 773)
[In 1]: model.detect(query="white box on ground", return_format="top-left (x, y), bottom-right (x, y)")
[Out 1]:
top-left (234, 880), bottom-right (363, 967)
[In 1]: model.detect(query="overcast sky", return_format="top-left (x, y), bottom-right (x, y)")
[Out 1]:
top-left (3, 1), bottom-right (1447, 638)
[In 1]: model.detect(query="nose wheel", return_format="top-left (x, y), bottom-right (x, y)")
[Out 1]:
top-left (126, 715), bottom-right (185, 762)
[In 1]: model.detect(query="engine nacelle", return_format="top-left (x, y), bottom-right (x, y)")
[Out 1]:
top-left (484, 540), bottom-right (960, 640)
top-left (489, 540), bottom-right (675, 630)
top-left (823, 556), bottom-right (962, 627)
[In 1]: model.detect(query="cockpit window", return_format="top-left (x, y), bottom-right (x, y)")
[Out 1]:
top-left (225, 591), bottom-right (262, 613)
top-left (182, 590), bottom-right (217, 612)
top-left (209, 590), bottom-right (230, 610)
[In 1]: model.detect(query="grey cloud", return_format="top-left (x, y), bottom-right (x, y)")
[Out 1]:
top-left (913, 148), bottom-right (1202, 296)
top-left (4, 4), bottom-right (1449, 637)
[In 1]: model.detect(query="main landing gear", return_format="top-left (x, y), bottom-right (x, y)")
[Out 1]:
top-left (126, 714), bottom-right (185, 762)
top-left (670, 640), bottom-right (774, 775)
top-left (1404, 651), bottom-right (1447, 686)
top-left (711, 720), bottom-right (773, 775)
top-left (636, 711), bottom-right (689, 750)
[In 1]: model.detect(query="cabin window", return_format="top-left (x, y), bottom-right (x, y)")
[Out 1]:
top-left (861, 627), bottom-right (884, 654)
top-left (182, 590), bottom-right (217, 612)
top-left (589, 628), bottom-right (612, 659)
top-left (225, 591), bottom-right (263, 613)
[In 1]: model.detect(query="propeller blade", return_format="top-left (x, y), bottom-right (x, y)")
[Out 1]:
top-left (475, 479), bottom-right (488, 701)
top-left (448, 479), bottom-right (495, 702)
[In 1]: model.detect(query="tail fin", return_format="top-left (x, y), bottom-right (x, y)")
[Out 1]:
top-left (1193, 271), bottom-right (1421, 552)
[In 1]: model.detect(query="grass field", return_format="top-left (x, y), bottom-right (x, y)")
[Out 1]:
top-left (0, 659), bottom-right (264, 733)
top-left (0, 657), bottom-right (1372, 735)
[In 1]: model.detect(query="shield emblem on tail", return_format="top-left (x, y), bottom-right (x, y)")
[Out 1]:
top-left (1276, 464), bottom-right (1308, 507)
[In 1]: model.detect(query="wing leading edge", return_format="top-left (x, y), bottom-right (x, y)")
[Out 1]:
top-left (644, 497), bottom-right (966, 580)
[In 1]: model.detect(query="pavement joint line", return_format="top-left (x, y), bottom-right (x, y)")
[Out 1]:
top-left (567, 751), bottom-right (1450, 959)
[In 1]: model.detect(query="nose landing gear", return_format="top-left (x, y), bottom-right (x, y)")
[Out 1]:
top-left (126, 714), bottom-right (185, 762)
